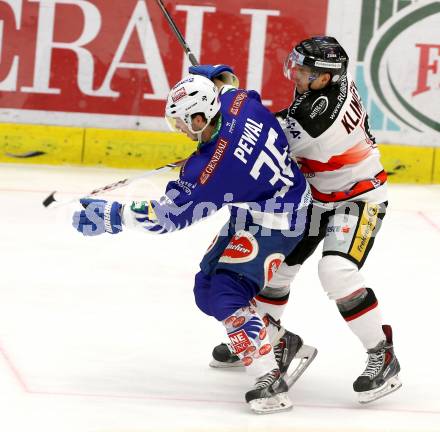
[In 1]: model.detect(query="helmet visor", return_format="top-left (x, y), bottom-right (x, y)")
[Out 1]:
top-left (165, 116), bottom-right (198, 141)
top-left (283, 49), bottom-right (306, 80)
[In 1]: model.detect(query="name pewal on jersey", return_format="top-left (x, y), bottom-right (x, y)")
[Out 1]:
top-left (233, 117), bottom-right (263, 165)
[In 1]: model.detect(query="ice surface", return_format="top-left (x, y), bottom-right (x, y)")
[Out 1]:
top-left (1, 163), bottom-right (439, 432)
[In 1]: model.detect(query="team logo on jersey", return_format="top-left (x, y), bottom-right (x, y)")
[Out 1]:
top-left (310, 96), bottom-right (329, 119)
top-left (199, 138), bottom-right (229, 185)
top-left (228, 329), bottom-right (252, 354)
top-left (263, 253), bottom-right (285, 286)
top-left (229, 91), bottom-right (247, 116)
top-left (219, 231), bottom-right (259, 263)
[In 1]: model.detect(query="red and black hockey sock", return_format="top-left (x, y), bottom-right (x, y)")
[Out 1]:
top-left (337, 287), bottom-right (378, 322)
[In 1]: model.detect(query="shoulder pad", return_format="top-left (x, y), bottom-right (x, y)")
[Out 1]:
top-left (246, 90), bottom-right (262, 103)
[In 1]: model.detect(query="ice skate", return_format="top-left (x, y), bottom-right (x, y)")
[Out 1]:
top-left (209, 342), bottom-right (241, 368)
top-left (274, 329), bottom-right (318, 388)
top-left (210, 316), bottom-right (317, 387)
top-left (245, 368), bottom-right (292, 414)
top-left (353, 325), bottom-right (402, 404)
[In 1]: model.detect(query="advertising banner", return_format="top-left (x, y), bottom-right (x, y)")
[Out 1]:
top-left (0, 0), bottom-right (439, 179)
top-left (0, 0), bottom-right (327, 129)
top-left (363, 1), bottom-right (440, 146)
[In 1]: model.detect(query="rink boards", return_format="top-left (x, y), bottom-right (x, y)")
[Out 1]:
top-left (0, 122), bottom-right (439, 184)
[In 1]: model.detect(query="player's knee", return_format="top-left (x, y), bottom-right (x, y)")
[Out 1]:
top-left (193, 271), bottom-right (213, 316)
top-left (209, 270), bottom-right (259, 321)
top-left (265, 262), bottom-right (300, 291)
top-left (318, 255), bottom-right (365, 300)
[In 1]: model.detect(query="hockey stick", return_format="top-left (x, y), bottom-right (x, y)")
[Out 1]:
top-left (42, 159), bottom-right (187, 208)
top-left (154, 0), bottom-right (199, 66)
top-left (4, 150), bottom-right (46, 158)
top-left (154, 0), bottom-right (239, 87)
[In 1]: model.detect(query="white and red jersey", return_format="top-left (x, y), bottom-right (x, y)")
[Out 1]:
top-left (277, 71), bottom-right (387, 205)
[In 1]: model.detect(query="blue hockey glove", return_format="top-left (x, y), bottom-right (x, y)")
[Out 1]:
top-left (190, 64), bottom-right (239, 88)
top-left (189, 64), bottom-right (234, 80)
top-left (72, 198), bottom-right (122, 236)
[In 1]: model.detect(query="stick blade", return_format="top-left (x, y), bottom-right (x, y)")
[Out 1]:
top-left (5, 150), bottom-right (46, 158)
top-left (42, 191), bottom-right (57, 207)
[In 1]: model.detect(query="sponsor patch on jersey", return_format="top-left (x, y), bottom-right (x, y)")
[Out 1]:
top-left (244, 345), bottom-right (256, 356)
top-left (219, 230), bottom-right (259, 264)
top-left (367, 203), bottom-right (379, 217)
top-left (310, 96), bottom-right (329, 119)
top-left (232, 316), bottom-right (246, 328)
top-left (171, 87), bottom-right (187, 103)
top-left (225, 118), bottom-right (237, 133)
top-left (205, 234), bottom-right (219, 254)
top-left (329, 75), bottom-right (348, 120)
top-left (327, 225), bottom-right (351, 235)
top-left (199, 138), bottom-right (229, 185)
top-left (242, 356), bottom-right (253, 366)
top-left (228, 329), bottom-right (252, 354)
top-left (263, 253), bottom-right (285, 285)
top-left (371, 178), bottom-right (382, 189)
top-left (175, 178), bottom-right (195, 195)
top-left (259, 343), bottom-right (272, 356)
top-left (262, 315), bottom-right (269, 327)
top-left (229, 91), bottom-right (247, 116)
top-left (224, 315), bottom-right (237, 327)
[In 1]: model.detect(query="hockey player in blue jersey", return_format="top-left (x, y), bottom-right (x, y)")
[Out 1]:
top-left (72, 74), bottom-right (312, 414)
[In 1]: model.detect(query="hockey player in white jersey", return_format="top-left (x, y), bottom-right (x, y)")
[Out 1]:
top-left (205, 36), bottom-right (401, 404)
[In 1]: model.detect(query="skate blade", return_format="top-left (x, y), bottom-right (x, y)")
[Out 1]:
top-left (358, 375), bottom-right (402, 404)
top-left (284, 344), bottom-right (318, 389)
top-left (248, 392), bottom-right (293, 414)
top-left (209, 358), bottom-right (242, 368)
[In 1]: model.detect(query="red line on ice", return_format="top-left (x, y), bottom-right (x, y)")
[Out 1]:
top-left (417, 211), bottom-right (440, 233)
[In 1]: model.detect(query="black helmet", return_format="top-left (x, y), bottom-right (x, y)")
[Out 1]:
top-left (284, 36), bottom-right (349, 85)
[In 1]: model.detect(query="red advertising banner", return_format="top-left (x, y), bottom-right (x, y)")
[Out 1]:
top-left (0, 0), bottom-right (328, 121)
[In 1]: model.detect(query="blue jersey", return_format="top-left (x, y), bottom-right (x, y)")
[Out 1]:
top-left (123, 88), bottom-right (311, 234)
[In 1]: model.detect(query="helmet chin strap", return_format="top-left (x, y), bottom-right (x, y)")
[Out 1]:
top-left (307, 73), bottom-right (318, 91)
top-left (307, 73), bottom-right (334, 91)
top-left (188, 120), bottom-right (210, 143)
